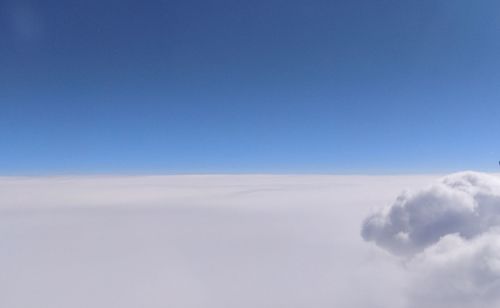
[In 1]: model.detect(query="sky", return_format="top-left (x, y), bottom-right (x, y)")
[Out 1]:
top-left (2, 0), bottom-right (500, 174)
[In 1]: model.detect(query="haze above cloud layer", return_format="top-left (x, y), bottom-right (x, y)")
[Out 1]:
top-left (2, 173), bottom-right (500, 307)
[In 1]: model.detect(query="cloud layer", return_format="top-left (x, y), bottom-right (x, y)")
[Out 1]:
top-left (1, 174), bottom-right (424, 308)
top-left (362, 171), bottom-right (500, 307)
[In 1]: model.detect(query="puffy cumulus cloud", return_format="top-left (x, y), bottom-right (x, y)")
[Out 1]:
top-left (361, 171), bottom-right (500, 307)
top-left (362, 171), bottom-right (500, 256)
top-left (407, 231), bottom-right (500, 308)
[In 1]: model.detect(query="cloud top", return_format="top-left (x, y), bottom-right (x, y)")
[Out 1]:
top-left (362, 171), bottom-right (500, 256)
top-left (362, 171), bottom-right (500, 307)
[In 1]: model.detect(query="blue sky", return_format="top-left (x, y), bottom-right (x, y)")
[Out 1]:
top-left (2, 0), bottom-right (500, 174)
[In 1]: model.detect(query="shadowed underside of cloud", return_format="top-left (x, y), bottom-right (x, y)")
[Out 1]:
top-left (361, 171), bottom-right (500, 307)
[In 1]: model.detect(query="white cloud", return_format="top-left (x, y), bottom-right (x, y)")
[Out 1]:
top-left (7, 173), bottom-right (497, 307)
top-left (362, 171), bottom-right (500, 307)
top-left (408, 231), bottom-right (500, 308)
top-left (362, 171), bottom-right (500, 256)
top-left (1, 174), bottom-right (429, 308)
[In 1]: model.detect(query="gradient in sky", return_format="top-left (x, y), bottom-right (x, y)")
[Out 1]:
top-left (2, 0), bottom-right (500, 174)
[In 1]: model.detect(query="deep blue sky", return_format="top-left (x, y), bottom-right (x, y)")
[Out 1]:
top-left (2, 0), bottom-right (500, 174)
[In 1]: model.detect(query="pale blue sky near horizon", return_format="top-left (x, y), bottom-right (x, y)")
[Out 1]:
top-left (2, 0), bottom-right (500, 175)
